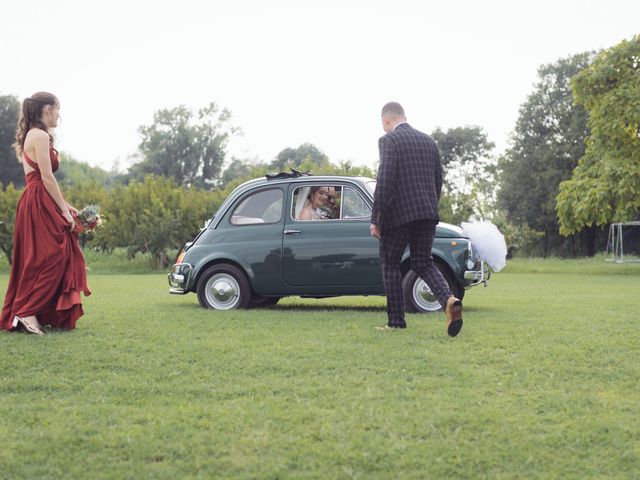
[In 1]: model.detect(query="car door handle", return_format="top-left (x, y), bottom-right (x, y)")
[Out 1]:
top-left (284, 229), bottom-right (301, 235)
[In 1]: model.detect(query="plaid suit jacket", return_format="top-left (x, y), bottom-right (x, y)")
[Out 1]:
top-left (371, 123), bottom-right (443, 231)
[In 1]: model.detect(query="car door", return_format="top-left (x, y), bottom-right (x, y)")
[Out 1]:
top-left (282, 182), bottom-right (382, 288)
top-left (218, 186), bottom-right (286, 294)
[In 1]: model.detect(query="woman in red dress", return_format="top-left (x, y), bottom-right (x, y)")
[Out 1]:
top-left (0, 92), bottom-right (90, 335)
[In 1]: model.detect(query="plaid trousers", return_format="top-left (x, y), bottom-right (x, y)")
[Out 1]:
top-left (379, 220), bottom-right (452, 327)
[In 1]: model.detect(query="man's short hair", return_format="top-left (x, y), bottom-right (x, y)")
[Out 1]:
top-left (381, 102), bottom-right (405, 118)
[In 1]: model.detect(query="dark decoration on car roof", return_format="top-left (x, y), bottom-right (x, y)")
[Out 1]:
top-left (265, 168), bottom-right (313, 180)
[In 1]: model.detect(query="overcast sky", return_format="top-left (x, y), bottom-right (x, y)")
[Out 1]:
top-left (1, 0), bottom-right (638, 172)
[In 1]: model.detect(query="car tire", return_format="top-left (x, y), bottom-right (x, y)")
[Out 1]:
top-left (249, 296), bottom-right (281, 308)
top-left (197, 264), bottom-right (251, 310)
top-left (402, 263), bottom-right (463, 313)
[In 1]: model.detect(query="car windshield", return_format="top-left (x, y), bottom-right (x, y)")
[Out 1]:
top-left (365, 181), bottom-right (376, 196)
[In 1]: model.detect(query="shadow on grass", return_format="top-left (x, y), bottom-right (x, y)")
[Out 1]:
top-left (170, 303), bottom-right (490, 314)
top-left (270, 304), bottom-right (490, 314)
top-left (270, 304), bottom-right (386, 312)
top-left (170, 302), bottom-right (386, 313)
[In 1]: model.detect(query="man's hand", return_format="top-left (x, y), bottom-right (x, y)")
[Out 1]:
top-left (370, 224), bottom-right (381, 239)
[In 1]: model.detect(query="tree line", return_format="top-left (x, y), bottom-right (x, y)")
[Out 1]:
top-left (1, 35), bottom-right (638, 265)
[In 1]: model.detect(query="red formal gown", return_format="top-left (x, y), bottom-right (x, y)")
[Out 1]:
top-left (0, 148), bottom-right (91, 331)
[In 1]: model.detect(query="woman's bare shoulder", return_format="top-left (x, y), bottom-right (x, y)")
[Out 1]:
top-left (24, 128), bottom-right (49, 146)
top-left (26, 128), bottom-right (48, 139)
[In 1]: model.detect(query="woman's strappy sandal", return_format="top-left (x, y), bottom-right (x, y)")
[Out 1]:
top-left (12, 316), bottom-right (45, 335)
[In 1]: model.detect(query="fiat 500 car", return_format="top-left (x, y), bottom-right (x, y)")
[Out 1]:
top-left (169, 173), bottom-right (489, 312)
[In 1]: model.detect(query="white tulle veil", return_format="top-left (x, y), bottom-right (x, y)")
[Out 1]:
top-left (294, 187), bottom-right (311, 220)
top-left (461, 221), bottom-right (507, 272)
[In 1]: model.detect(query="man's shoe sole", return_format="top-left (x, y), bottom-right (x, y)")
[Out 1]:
top-left (447, 300), bottom-right (463, 337)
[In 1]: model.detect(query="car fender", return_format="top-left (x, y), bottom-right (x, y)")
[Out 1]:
top-left (187, 252), bottom-right (256, 292)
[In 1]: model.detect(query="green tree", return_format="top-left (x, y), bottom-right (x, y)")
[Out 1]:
top-left (270, 143), bottom-right (330, 171)
top-left (432, 126), bottom-right (495, 193)
top-left (57, 152), bottom-right (115, 188)
top-left (130, 103), bottom-right (238, 189)
top-left (430, 126), bottom-right (497, 224)
top-left (220, 158), bottom-right (264, 188)
top-left (0, 94), bottom-right (23, 188)
top-left (97, 176), bottom-right (223, 268)
top-left (329, 159), bottom-right (375, 178)
top-left (296, 158), bottom-right (374, 178)
top-left (498, 52), bottom-right (596, 256)
top-left (557, 36), bottom-right (640, 235)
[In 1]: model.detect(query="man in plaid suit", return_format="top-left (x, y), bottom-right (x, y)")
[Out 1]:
top-left (370, 102), bottom-right (463, 336)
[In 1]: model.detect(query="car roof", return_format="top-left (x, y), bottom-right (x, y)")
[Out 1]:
top-left (236, 174), bottom-right (375, 191)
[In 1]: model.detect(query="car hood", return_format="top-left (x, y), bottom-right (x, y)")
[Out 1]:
top-left (436, 222), bottom-right (465, 238)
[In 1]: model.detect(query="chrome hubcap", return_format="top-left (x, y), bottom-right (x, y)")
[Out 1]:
top-left (205, 273), bottom-right (240, 309)
top-left (412, 278), bottom-right (442, 312)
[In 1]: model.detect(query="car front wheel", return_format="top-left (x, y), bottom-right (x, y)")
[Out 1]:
top-left (402, 264), bottom-right (463, 313)
top-left (197, 264), bottom-right (251, 310)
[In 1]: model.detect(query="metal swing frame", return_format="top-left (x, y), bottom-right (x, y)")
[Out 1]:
top-left (606, 221), bottom-right (640, 263)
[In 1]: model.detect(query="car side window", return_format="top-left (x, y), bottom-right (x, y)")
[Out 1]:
top-left (292, 185), bottom-right (341, 221)
top-left (230, 188), bottom-right (283, 225)
top-left (341, 187), bottom-right (371, 219)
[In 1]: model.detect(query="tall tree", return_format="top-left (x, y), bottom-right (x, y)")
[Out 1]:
top-left (0, 94), bottom-right (24, 188)
top-left (130, 103), bottom-right (237, 189)
top-left (431, 126), bottom-right (497, 223)
top-left (220, 158), bottom-right (264, 188)
top-left (270, 143), bottom-right (329, 171)
top-left (431, 126), bottom-right (495, 194)
top-left (557, 35), bottom-right (640, 236)
top-left (498, 52), bottom-right (595, 256)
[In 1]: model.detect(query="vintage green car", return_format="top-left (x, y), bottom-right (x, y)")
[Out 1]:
top-left (168, 173), bottom-right (489, 312)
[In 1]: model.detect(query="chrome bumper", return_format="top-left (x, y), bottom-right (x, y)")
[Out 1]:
top-left (168, 263), bottom-right (193, 294)
top-left (464, 261), bottom-right (490, 287)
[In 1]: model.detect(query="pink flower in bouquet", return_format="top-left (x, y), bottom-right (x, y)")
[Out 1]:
top-left (72, 205), bottom-right (103, 234)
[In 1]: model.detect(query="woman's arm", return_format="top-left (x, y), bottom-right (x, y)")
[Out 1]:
top-left (32, 130), bottom-right (74, 225)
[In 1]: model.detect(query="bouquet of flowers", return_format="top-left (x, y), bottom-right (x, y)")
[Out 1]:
top-left (72, 205), bottom-right (103, 234)
top-left (317, 204), bottom-right (336, 219)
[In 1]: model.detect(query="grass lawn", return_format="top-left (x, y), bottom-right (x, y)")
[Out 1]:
top-left (0, 258), bottom-right (639, 479)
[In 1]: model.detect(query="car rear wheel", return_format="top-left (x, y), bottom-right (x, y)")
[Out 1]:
top-left (197, 264), bottom-right (251, 310)
top-left (402, 263), bottom-right (463, 313)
